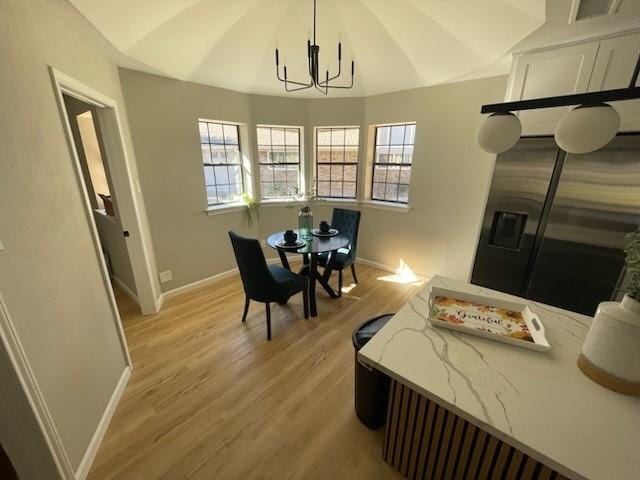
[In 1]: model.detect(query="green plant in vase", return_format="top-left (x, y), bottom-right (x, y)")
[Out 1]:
top-left (241, 193), bottom-right (260, 228)
top-left (624, 227), bottom-right (640, 300)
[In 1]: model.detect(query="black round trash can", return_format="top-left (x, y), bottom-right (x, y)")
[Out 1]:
top-left (352, 313), bottom-right (394, 430)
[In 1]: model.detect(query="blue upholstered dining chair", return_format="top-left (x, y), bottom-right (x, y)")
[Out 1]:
top-left (318, 208), bottom-right (362, 296)
top-left (228, 231), bottom-right (309, 340)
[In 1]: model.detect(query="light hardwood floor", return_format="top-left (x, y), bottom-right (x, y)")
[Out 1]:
top-left (92, 264), bottom-right (421, 479)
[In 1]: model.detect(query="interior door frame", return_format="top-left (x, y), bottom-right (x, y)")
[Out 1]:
top-left (49, 67), bottom-right (161, 317)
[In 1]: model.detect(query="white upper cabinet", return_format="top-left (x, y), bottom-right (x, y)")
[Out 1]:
top-left (506, 42), bottom-right (598, 135)
top-left (588, 32), bottom-right (640, 130)
top-left (505, 31), bottom-right (640, 135)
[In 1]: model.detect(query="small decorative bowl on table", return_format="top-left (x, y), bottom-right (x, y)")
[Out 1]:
top-left (312, 220), bottom-right (339, 237)
top-left (276, 229), bottom-right (306, 249)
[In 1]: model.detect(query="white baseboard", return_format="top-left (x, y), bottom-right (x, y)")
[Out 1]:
top-left (75, 366), bottom-right (131, 480)
top-left (156, 258), bottom-right (294, 307)
top-left (356, 257), bottom-right (397, 274)
top-left (155, 292), bottom-right (165, 312)
top-left (156, 257), bottom-right (396, 311)
top-left (154, 257), bottom-right (414, 309)
top-left (160, 267), bottom-right (239, 301)
top-left (111, 276), bottom-right (138, 304)
top-left (356, 257), bottom-right (429, 281)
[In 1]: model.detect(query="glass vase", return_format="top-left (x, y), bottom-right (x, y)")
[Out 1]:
top-left (298, 206), bottom-right (313, 240)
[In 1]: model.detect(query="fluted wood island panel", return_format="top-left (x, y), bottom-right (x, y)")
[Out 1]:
top-left (383, 380), bottom-right (567, 479)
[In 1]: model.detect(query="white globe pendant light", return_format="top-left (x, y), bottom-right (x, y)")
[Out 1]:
top-left (555, 103), bottom-right (620, 154)
top-left (477, 112), bottom-right (522, 154)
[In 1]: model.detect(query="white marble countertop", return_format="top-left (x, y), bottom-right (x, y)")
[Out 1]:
top-left (359, 275), bottom-right (640, 480)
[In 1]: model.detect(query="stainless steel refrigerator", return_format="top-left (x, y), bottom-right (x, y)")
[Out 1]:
top-left (471, 134), bottom-right (640, 316)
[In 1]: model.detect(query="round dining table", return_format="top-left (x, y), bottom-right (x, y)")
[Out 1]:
top-left (266, 229), bottom-right (350, 317)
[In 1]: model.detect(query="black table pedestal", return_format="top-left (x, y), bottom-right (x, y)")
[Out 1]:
top-left (266, 230), bottom-right (349, 317)
top-left (280, 250), bottom-right (340, 317)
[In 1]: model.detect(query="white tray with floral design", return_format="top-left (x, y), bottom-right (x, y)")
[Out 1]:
top-left (427, 287), bottom-right (550, 352)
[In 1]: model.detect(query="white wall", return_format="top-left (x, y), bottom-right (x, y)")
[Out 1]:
top-left (360, 78), bottom-right (507, 279)
top-left (119, 69), bottom-right (507, 289)
top-left (118, 70), bottom-right (259, 290)
top-left (0, 0), bottom-right (138, 474)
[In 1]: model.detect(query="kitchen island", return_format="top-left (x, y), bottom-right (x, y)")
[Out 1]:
top-left (358, 276), bottom-right (640, 480)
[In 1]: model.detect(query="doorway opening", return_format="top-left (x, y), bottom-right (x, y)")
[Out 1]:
top-left (50, 67), bottom-right (160, 320)
top-left (62, 94), bottom-right (138, 317)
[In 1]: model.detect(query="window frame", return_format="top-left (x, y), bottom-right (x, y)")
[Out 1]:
top-left (256, 124), bottom-right (304, 201)
top-left (315, 126), bottom-right (360, 200)
top-left (199, 119), bottom-right (245, 207)
top-left (370, 122), bottom-right (416, 205)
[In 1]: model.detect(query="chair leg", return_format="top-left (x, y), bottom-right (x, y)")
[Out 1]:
top-left (302, 281), bottom-right (309, 319)
top-left (242, 296), bottom-right (250, 322)
top-left (338, 269), bottom-right (343, 297)
top-left (265, 302), bottom-right (272, 341)
top-left (351, 264), bottom-right (358, 284)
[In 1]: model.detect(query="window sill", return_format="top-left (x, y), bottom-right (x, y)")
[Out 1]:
top-left (260, 199), bottom-right (306, 208)
top-left (360, 200), bottom-right (411, 213)
top-left (204, 199), bottom-right (411, 215)
top-left (314, 198), bottom-right (359, 206)
top-left (205, 203), bottom-right (247, 216)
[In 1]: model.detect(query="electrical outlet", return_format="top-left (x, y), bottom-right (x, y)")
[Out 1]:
top-left (159, 270), bottom-right (173, 283)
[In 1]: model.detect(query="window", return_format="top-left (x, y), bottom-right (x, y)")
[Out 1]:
top-left (316, 127), bottom-right (359, 199)
top-left (371, 123), bottom-right (416, 204)
top-left (257, 126), bottom-right (302, 199)
top-left (199, 120), bottom-right (244, 206)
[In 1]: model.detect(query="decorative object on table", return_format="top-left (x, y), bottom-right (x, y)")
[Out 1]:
top-left (278, 229), bottom-right (305, 249)
top-left (276, 238), bottom-right (305, 249)
top-left (427, 287), bottom-right (550, 352)
top-left (283, 229), bottom-right (297, 244)
top-left (319, 220), bottom-right (331, 233)
top-left (241, 193), bottom-right (260, 228)
top-left (298, 206), bottom-right (313, 239)
top-left (312, 227), bottom-right (339, 237)
top-left (317, 208), bottom-right (361, 295)
top-left (274, 0), bottom-right (355, 95)
top-left (477, 53), bottom-right (640, 154)
top-left (228, 231), bottom-right (309, 340)
top-left (578, 228), bottom-right (640, 395)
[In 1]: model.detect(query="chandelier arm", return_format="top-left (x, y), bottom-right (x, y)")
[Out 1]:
top-left (324, 76), bottom-right (354, 89)
top-left (282, 77), bottom-right (314, 87)
top-left (313, 81), bottom-right (328, 95)
top-left (285, 82), bottom-right (313, 92)
top-left (275, 0), bottom-right (354, 94)
top-left (317, 60), bottom-right (342, 86)
top-left (278, 64), bottom-right (313, 87)
top-left (325, 82), bottom-right (354, 89)
top-left (275, 64), bottom-right (286, 83)
top-left (325, 60), bottom-right (354, 88)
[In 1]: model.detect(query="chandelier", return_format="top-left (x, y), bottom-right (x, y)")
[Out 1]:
top-left (274, 0), bottom-right (355, 94)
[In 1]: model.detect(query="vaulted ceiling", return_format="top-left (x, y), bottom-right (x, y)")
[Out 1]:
top-left (69, 0), bottom-right (547, 97)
